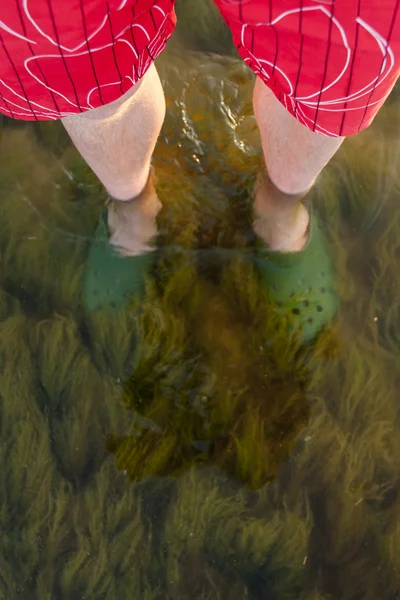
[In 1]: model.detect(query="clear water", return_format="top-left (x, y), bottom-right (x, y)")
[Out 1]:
top-left (1, 2), bottom-right (400, 599)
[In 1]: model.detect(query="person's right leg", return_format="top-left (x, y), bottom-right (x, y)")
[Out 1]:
top-left (62, 63), bottom-right (166, 256)
top-left (0, 0), bottom-right (176, 311)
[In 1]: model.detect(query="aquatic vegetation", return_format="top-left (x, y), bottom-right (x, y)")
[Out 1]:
top-left (174, 0), bottom-right (234, 55)
top-left (1, 3), bottom-right (400, 598)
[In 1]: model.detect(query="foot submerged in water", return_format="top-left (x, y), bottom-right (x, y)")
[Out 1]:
top-left (82, 169), bottom-right (160, 314)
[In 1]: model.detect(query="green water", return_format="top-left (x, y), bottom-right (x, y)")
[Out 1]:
top-left (1, 2), bottom-right (400, 599)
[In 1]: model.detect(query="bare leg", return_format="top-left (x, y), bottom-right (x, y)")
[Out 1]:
top-left (252, 78), bottom-right (344, 252)
top-left (62, 63), bottom-right (165, 255)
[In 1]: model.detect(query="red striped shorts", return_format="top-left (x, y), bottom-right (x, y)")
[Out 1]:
top-left (1, 0), bottom-right (399, 136)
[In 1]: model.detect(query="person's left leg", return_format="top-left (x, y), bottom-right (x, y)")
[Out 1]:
top-left (213, 0), bottom-right (400, 340)
top-left (214, 0), bottom-right (400, 243)
top-left (252, 78), bottom-right (344, 253)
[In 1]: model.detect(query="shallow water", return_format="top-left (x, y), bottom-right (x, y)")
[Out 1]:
top-left (1, 2), bottom-right (400, 599)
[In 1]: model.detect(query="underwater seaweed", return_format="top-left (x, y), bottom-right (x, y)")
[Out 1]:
top-left (1, 3), bottom-right (400, 598)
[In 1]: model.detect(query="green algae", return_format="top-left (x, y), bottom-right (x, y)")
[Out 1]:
top-left (0, 2), bottom-right (400, 599)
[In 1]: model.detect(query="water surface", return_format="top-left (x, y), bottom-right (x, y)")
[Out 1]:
top-left (1, 2), bottom-right (400, 599)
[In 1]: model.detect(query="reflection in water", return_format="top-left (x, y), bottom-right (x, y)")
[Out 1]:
top-left (1, 3), bottom-right (400, 599)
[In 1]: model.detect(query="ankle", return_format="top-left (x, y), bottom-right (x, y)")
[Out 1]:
top-left (254, 169), bottom-right (309, 218)
top-left (111, 167), bottom-right (160, 214)
top-left (253, 169), bottom-right (310, 252)
top-left (107, 168), bottom-right (161, 256)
